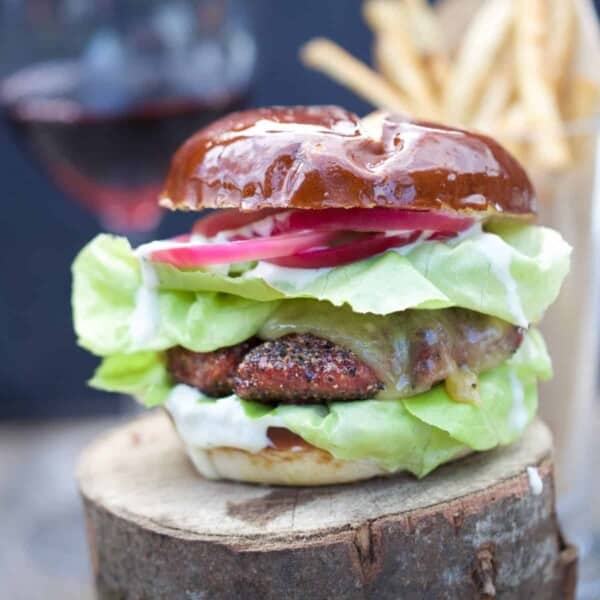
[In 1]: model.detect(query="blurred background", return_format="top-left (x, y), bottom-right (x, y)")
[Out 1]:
top-left (0, 0), bottom-right (375, 420)
top-left (1, 0), bottom-right (600, 598)
top-left (0, 3), bottom-right (376, 598)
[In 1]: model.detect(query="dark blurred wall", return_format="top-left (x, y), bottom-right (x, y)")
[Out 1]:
top-left (0, 0), bottom-right (371, 418)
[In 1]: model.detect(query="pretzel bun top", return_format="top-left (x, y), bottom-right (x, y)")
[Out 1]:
top-left (160, 105), bottom-right (535, 217)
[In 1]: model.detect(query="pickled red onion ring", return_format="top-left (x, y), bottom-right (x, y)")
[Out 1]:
top-left (268, 208), bottom-right (473, 235)
top-left (192, 208), bottom-right (473, 240)
top-left (149, 230), bottom-right (337, 267)
top-left (192, 208), bottom-right (284, 238)
top-left (265, 232), bottom-right (421, 269)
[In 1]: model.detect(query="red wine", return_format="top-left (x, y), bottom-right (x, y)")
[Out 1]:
top-left (1, 61), bottom-right (248, 232)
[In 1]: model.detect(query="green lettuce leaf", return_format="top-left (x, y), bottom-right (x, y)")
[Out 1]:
top-left (277, 398), bottom-right (466, 476)
top-left (403, 327), bottom-right (551, 451)
top-left (153, 223), bottom-right (570, 324)
top-left (72, 235), bottom-right (279, 355)
top-left (89, 352), bottom-right (172, 407)
top-left (72, 225), bottom-right (570, 356)
top-left (89, 330), bottom-right (549, 477)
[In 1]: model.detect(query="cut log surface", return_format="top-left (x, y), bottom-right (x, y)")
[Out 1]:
top-left (77, 412), bottom-right (577, 600)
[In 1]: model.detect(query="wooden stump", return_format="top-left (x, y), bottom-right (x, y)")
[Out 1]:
top-left (78, 412), bottom-right (577, 600)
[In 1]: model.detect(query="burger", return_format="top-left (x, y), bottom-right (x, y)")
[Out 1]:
top-left (72, 106), bottom-right (570, 486)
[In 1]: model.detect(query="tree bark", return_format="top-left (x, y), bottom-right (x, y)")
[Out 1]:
top-left (78, 413), bottom-right (577, 599)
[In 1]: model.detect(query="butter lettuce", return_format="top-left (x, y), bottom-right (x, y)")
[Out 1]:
top-left (73, 225), bottom-right (569, 356)
top-left (281, 328), bottom-right (550, 475)
top-left (72, 235), bottom-right (279, 355)
top-left (153, 223), bottom-right (569, 325)
top-left (89, 330), bottom-right (550, 477)
top-left (90, 351), bottom-right (172, 408)
top-left (73, 220), bottom-right (567, 477)
top-left (403, 328), bottom-right (550, 451)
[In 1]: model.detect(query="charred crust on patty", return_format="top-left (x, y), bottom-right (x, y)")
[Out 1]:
top-left (233, 333), bottom-right (383, 404)
top-left (166, 338), bottom-right (260, 397)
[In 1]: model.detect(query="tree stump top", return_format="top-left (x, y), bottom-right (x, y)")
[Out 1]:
top-left (78, 413), bottom-right (577, 599)
top-left (78, 411), bottom-right (553, 543)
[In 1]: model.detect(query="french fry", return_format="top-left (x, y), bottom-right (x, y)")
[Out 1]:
top-left (470, 55), bottom-right (514, 134)
top-left (562, 76), bottom-right (600, 161)
top-left (443, 0), bottom-right (514, 125)
top-left (373, 37), bottom-right (408, 91)
top-left (496, 103), bottom-right (530, 164)
top-left (371, 33), bottom-right (440, 118)
top-left (500, 103), bottom-right (530, 138)
top-left (403, 0), bottom-right (452, 96)
top-left (424, 55), bottom-right (452, 95)
top-left (514, 0), bottom-right (571, 169)
top-left (546, 0), bottom-right (577, 92)
top-left (363, 0), bottom-right (439, 116)
top-left (403, 0), bottom-right (446, 54)
top-left (298, 0), bottom-right (600, 175)
top-left (362, 0), bottom-right (406, 34)
top-left (572, 0), bottom-right (600, 83)
top-left (300, 38), bottom-right (414, 114)
top-left (562, 76), bottom-right (600, 122)
top-left (434, 0), bottom-right (496, 54)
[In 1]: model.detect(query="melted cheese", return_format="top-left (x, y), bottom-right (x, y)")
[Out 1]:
top-left (259, 301), bottom-right (517, 401)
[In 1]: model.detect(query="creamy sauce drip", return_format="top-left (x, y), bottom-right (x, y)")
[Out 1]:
top-left (508, 369), bottom-right (528, 430)
top-left (166, 384), bottom-right (285, 452)
top-left (527, 466), bottom-right (544, 495)
top-left (131, 236), bottom-right (235, 345)
top-left (130, 244), bottom-right (163, 346)
top-left (477, 232), bottom-right (527, 326)
top-left (245, 260), bottom-right (332, 287)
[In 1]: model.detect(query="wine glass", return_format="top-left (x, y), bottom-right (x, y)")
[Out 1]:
top-left (0, 0), bottom-right (256, 235)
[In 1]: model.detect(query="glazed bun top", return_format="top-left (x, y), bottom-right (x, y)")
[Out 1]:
top-left (160, 105), bottom-right (536, 217)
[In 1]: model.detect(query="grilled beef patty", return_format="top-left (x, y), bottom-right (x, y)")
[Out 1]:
top-left (234, 334), bottom-right (383, 404)
top-left (166, 310), bottom-right (524, 404)
top-left (166, 338), bottom-right (260, 397)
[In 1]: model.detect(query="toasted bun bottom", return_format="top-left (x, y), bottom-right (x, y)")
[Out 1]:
top-left (183, 443), bottom-right (473, 486)
top-left (186, 445), bottom-right (386, 485)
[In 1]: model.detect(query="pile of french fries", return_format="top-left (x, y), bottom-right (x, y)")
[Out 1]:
top-left (301, 0), bottom-right (600, 172)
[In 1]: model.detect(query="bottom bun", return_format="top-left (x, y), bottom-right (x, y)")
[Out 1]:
top-left (183, 443), bottom-right (474, 486)
top-left (185, 444), bottom-right (388, 486)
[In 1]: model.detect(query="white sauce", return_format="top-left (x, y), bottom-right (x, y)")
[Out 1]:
top-left (527, 466), bottom-right (544, 495)
top-left (245, 260), bottom-right (332, 288)
top-left (130, 244), bottom-right (164, 346)
top-left (537, 226), bottom-right (572, 270)
top-left (130, 236), bottom-right (234, 345)
top-left (130, 283), bottom-right (160, 346)
top-left (476, 232), bottom-right (528, 326)
top-left (508, 370), bottom-right (528, 431)
top-left (166, 384), bottom-right (285, 452)
top-left (389, 221), bottom-right (482, 257)
top-left (446, 221), bottom-right (483, 246)
top-left (390, 230), bottom-right (432, 256)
